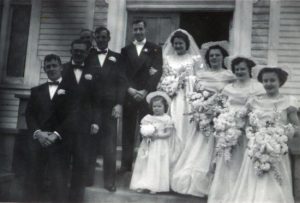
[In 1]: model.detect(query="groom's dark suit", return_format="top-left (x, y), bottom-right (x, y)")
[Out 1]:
top-left (121, 41), bottom-right (162, 170)
top-left (25, 81), bottom-right (69, 202)
top-left (86, 49), bottom-right (126, 187)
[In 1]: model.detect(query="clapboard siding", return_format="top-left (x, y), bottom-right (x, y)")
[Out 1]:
top-left (0, 89), bottom-right (22, 129)
top-left (278, 1), bottom-right (300, 99)
top-left (37, 0), bottom-right (91, 84)
top-left (93, 0), bottom-right (108, 29)
top-left (251, 0), bottom-right (270, 65)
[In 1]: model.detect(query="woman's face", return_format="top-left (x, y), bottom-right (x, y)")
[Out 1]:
top-left (173, 37), bottom-right (187, 55)
top-left (234, 61), bottom-right (250, 81)
top-left (152, 100), bottom-right (165, 116)
top-left (262, 72), bottom-right (280, 95)
top-left (208, 49), bottom-right (223, 69)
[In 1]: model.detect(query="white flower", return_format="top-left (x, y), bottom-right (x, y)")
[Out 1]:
top-left (140, 124), bottom-right (155, 137)
top-left (108, 56), bottom-right (117, 62)
top-left (202, 90), bottom-right (210, 98)
top-left (84, 74), bottom-right (92, 80)
top-left (143, 48), bottom-right (149, 52)
top-left (57, 89), bottom-right (66, 95)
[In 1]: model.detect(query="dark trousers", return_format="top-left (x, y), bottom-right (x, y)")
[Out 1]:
top-left (67, 132), bottom-right (90, 203)
top-left (86, 132), bottom-right (101, 186)
top-left (121, 98), bottom-right (149, 170)
top-left (101, 106), bottom-right (118, 187)
top-left (27, 138), bottom-right (69, 202)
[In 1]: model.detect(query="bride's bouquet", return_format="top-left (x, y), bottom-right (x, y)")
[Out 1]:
top-left (186, 83), bottom-right (227, 137)
top-left (157, 61), bottom-right (196, 98)
top-left (246, 110), bottom-right (294, 184)
top-left (213, 107), bottom-right (248, 162)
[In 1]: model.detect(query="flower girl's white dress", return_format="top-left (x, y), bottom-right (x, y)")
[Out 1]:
top-left (208, 79), bottom-right (264, 203)
top-left (171, 69), bottom-right (235, 197)
top-left (130, 114), bottom-right (174, 192)
top-left (228, 95), bottom-right (297, 203)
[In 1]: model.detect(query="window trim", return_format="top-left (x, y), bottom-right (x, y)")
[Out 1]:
top-left (0, 0), bottom-right (41, 87)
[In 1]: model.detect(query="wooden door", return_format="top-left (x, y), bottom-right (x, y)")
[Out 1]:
top-left (126, 12), bottom-right (180, 46)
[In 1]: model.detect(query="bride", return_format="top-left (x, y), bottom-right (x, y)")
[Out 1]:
top-left (158, 29), bottom-right (204, 145)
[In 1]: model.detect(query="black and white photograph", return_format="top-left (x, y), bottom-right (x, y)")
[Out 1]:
top-left (0, 0), bottom-right (300, 202)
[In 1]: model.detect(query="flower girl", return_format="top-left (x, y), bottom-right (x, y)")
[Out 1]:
top-left (130, 91), bottom-right (174, 194)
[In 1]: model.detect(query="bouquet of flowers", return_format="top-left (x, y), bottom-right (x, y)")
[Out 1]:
top-left (246, 110), bottom-right (294, 184)
top-left (186, 83), bottom-right (227, 137)
top-left (158, 62), bottom-right (195, 98)
top-left (213, 107), bottom-right (248, 162)
top-left (140, 123), bottom-right (157, 158)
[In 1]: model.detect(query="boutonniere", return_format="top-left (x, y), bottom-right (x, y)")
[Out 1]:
top-left (84, 74), bottom-right (93, 80)
top-left (143, 48), bottom-right (149, 53)
top-left (57, 89), bottom-right (66, 95)
top-left (108, 56), bottom-right (117, 62)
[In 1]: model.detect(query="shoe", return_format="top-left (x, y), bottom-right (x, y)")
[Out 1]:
top-left (104, 185), bottom-right (116, 192)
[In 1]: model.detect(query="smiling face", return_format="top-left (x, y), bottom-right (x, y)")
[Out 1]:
top-left (132, 22), bottom-right (146, 42)
top-left (262, 72), bottom-right (280, 96)
top-left (44, 59), bottom-right (62, 81)
top-left (173, 37), bottom-right (187, 55)
top-left (152, 100), bottom-right (165, 116)
top-left (208, 48), bottom-right (223, 69)
top-left (234, 61), bottom-right (250, 81)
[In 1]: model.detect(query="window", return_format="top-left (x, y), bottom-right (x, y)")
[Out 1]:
top-left (0, 0), bottom-right (32, 84)
top-left (6, 4), bottom-right (31, 78)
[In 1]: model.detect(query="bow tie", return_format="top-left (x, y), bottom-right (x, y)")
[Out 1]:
top-left (97, 49), bottom-right (108, 55)
top-left (72, 64), bottom-right (84, 70)
top-left (48, 81), bottom-right (59, 86)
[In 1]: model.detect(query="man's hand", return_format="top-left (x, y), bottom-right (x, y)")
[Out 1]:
top-left (90, 124), bottom-right (99, 135)
top-left (35, 131), bottom-right (53, 147)
top-left (128, 87), bottom-right (137, 97)
top-left (112, 104), bottom-right (122, 118)
top-left (149, 67), bottom-right (157, 76)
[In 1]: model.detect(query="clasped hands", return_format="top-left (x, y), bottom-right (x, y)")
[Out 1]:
top-left (128, 88), bottom-right (148, 102)
top-left (35, 130), bottom-right (60, 147)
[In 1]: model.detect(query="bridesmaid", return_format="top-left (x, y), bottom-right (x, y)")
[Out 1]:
top-left (171, 41), bottom-right (235, 197)
top-left (229, 66), bottom-right (300, 203)
top-left (208, 56), bottom-right (265, 203)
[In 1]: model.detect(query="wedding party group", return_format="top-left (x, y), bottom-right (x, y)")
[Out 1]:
top-left (25, 18), bottom-right (300, 203)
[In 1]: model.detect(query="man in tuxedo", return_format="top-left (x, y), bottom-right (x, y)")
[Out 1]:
top-left (58, 39), bottom-right (101, 202)
top-left (25, 54), bottom-right (68, 202)
top-left (80, 28), bottom-right (96, 53)
top-left (86, 26), bottom-right (126, 192)
top-left (120, 19), bottom-right (163, 172)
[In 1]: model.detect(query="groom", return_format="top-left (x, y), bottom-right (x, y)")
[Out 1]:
top-left (120, 19), bottom-right (163, 172)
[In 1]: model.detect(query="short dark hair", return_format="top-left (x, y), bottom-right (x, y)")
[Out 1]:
top-left (71, 38), bottom-right (89, 50)
top-left (257, 67), bottom-right (288, 87)
top-left (170, 30), bottom-right (190, 50)
top-left (94, 26), bottom-right (110, 37)
top-left (149, 96), bottom-right (169, 113)
top-left (132, 19), bottom-right (147, 28)
top-left (205, 45), bottom-right (229, 69)
top-left (44, 54), bottom-right (61, 66)
top-left (231, 57), bottom-right (256, 78)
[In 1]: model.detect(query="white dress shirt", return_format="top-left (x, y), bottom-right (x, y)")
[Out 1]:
top-left (96, 48), bottom-right (108, 67)
top-left (133, 38), bottom-right (146, 56)
top-left (48, 77), bottom-right (62, 100)
top-left (72, 61), bottom-right (84, 83)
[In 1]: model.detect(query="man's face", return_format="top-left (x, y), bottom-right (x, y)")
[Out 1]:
top-left (132, 22), bottom-right (146, 42)
top-left (71, 43), bottom-right (88, 64)
top-left (44, 59), bottom-right (62, 81)
top-left (95, 30), bottom-right (110, 50)
top-left (80, 31), bottom-right (93, 48)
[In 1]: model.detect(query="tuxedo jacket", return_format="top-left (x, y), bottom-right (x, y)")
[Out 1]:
top-left (86, 49), bottom-right (126, 107)
top-left (25, 82), bottom-right (66, 136)
top-left (53, 62), bottom-right (101, 136)
top-left (121, 41), bottom-right (163, 92)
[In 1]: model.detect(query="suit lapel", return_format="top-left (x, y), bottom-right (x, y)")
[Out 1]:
top-left (101, 51), bottom-right (113, 77)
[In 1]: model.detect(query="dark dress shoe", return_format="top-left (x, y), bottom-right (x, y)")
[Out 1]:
top-left (104, 185), bottom-right (116, 192)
